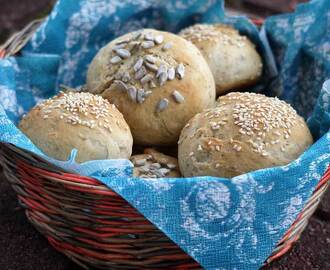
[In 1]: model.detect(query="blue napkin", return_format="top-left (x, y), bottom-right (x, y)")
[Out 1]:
top-left (1, 0), bottom-right (330, 269)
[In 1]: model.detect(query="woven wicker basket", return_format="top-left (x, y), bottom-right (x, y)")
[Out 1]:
top-left (1, 18), bottom-right (330, 270)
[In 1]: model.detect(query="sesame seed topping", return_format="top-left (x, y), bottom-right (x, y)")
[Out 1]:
top-left (141, 41), bottom-right (155, 49)
top-left (38, 92), bottom-right (118, 130)
top-left (176, 63), bottom-right (185, 79)
top-left (133, 57), bottom-right (144, 72)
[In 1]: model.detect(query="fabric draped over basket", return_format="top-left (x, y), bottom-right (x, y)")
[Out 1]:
top-left (0, 0), bottom-right (330, 269)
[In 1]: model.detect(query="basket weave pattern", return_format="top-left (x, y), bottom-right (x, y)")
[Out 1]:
top-left (1, 18), bottom-right (330, 270)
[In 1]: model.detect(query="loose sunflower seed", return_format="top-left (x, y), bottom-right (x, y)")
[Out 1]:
top-left (141, 74), bottom-right (154, 84)
top-left (154, 35), bottom-right (164, 44)
top-left (159, 72), bottom-right (168, 86)
top-left (167, 67), bottom-right (175, 80)
top-left (110, 55), bottom-right (122, 64)
top-left (156, 98), bottom-right (169, 112)
top-left (159, 168), bottom-right (170, 175)
top-left (134, 159), bottom-right (146, 166)
top-left (162, 42), bottom-right (173, 51)
top-left (127, 86), bottom-right (137, 102)
top-left (167, 163), bottom-right (176, 169)
top-left (172, 90), bottom-right (185, 103)
top-left (116, 48), bottom-right (131, 59)
top-left (144, 32), bottom-right (154, 41)
top-left (141, 41), bottom-right (155, 49)
top-left (176, 63), bottom-right (185, 79)
top-left (136, 89), bottom-right (145, 103)
top-left (134, 57), bottom-right (144, 72)
top-left (144, 55), bottom-right (156, 63)
top-left (156, 64), bottom-right (167, 78)
top-left (135, 66), bottom-right (147, 80)
top-left (150, 163), bottom-right (161, 169)
top-left (145, 62), bottom-right (158, 72)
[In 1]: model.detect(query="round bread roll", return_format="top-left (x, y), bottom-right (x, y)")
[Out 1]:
top-left (131, 148), bottom-right (181, 178)
top-left (179, 24), bottom-right (263, 96)
top-left (178, 92), bottom-right (313, 178)
top-left (19, 91), bottom-right (133, 163)
top-left (86, 28), bottom-right (216, 146)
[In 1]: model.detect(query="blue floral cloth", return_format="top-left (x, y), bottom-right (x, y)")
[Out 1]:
top-left (0, 0), bottom-right (330, 269)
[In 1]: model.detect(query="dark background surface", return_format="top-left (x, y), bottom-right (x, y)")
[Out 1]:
top-left (0, 0), bottom-right (329, 269)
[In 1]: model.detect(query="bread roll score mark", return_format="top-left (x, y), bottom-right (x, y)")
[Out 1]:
top-left (107, 30), bottom-right (186, 113)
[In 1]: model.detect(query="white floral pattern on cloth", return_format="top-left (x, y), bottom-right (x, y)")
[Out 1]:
top-left (0, 0), bottom-right (330, 269)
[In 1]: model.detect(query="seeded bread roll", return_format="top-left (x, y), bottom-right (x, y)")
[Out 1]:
top-left (19, 92), bottom-right (133, 163)
top-left (131, 148), bottom-right (181, 178)
top-left (178, 92), bottom-right (313, 178)
top-left (86, 29), bottom-right (216, 146)
top-left (179, 24), bottom-right (263, 96)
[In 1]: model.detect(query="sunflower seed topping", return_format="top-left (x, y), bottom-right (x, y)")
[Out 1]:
top-left (141, 41), bottom-right (155, 49)
top-left (134, 66), bottom-right (147, 80)
top-left (154, 35), bottom-right (164, 44)
top-left (131, 31), bottom-right (142, 40)
top-left (172, 90), bottom-right (185, 103)
top-left (159, 72), bottom-right (168, 86)
top-left (110, 56), bottom-right (122, 64)
top-left (127, 86), bottom-right (137, 102)
top-left (121, 72), bottom-right (130, 83)
top-left (134, 57), bottom-right (144, 72)
top-left (113, 43), bottom-right (126, 50)
top-left (141, 74), bottom-right (154, 84)
top-left (156, 64), bottom-right (167, 77)
top-left (116, 48), bottom-right (131, 59)
top-left (145, 62), bottom-right (158, 72)
top-left (176, 63), bottom-right (185, 79)
top-left (156, 98), bottom-right (169, 112)
top-left (144, 55), bottom-right (156, 63)
top-left (136, 89), bottom-right (145, 104)
top-left (162, 42), bottom-right (173, 51)
top-left (115, 39), bottom-right (130, 45)
top-left (144, 32), bottom-right (154, 41)
top-left (113, 80), bottom-right (128, 92)
top-left (167, 67), bottom-right (175, 80)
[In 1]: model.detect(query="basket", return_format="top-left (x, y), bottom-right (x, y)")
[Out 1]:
top-left (1, 17), bottom-right (330, 270)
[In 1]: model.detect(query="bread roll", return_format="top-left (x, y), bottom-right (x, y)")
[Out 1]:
top-left (86, 29), bottom-right (216, 146)
top-left (179, 24), bottom-right (263, 95)
top-left (178, 92), bottom-right (313, 178)
top-left (131, 148), bottom-right (181, 178)
top-left (19, 91), bottom-right (133, 163)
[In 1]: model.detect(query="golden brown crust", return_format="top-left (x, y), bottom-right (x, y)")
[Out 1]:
top-left (131, 148), bottom-right (181, 178)
top-left (179, 24), bottom-right (263, 96)
top-left (19, 92), bottom-right (133, 163)
top-left (178, 92), bottom-right (313, 178)
top-left (87, 29), bottom-right (216, 146)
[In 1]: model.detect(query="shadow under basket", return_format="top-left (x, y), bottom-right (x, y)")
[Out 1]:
top-left (1, 142), bottom-right (330, 269)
